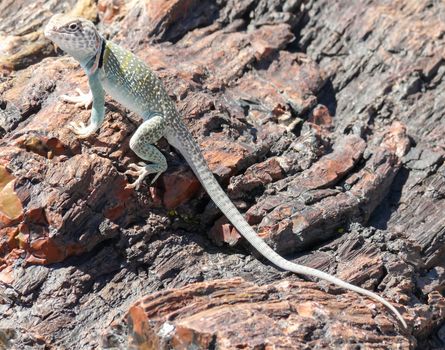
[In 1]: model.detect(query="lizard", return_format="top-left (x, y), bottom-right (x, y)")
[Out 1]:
top-left (43, 14), bottom-right (408, 329)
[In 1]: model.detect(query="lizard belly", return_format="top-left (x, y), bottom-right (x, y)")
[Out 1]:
top-left (101, 76), bottom-right (146, 116)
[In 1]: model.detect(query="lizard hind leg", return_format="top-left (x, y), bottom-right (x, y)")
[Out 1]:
top-left (126, 114), bottom-right (168, 189)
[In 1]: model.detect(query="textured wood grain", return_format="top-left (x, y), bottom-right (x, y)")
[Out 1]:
top-left (1, 0), bottom-right (444, 348)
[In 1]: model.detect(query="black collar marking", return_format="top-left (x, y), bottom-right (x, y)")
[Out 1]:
top-left (98, 39), bottom-right (106, 69)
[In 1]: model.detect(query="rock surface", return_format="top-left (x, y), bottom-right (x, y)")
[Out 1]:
top-left (103, 278), bottom-right (412, 349)
top-left (0, 0), bottom-right (444, 349)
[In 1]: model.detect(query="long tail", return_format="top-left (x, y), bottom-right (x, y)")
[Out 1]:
top-left (168, 125), bottom-right (407, 329)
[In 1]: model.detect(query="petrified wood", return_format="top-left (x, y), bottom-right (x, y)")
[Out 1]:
top-left (1, 0), bottom-right (444, 349)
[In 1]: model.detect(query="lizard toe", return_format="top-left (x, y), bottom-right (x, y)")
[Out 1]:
top-left (67, 121), bottom-right (98, 138)
top-left (124, 170), bottom-right (140, 177)
top-left (60, 88), bottom-right (93, 109)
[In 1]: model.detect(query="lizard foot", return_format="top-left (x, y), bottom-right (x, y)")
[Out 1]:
top-left (61, 88), bottom-right (93, 109)
top-left (125, 162), bottom-right (163, 189)
top-left (68, 121), bottom-right (98, 139)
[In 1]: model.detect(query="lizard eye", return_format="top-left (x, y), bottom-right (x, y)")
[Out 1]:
top-left (68, 23), bottom-right (79, 31)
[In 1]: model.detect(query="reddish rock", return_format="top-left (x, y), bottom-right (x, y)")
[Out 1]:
top-left (104, 278), bottom-right (414, 350)
top-left (0, 264), bottom-right (14, 284)
top-left (98, 0), bottom-right (123, 23)
top-left (308, 104), bottom-right (333, 129)
top-left (228, 51), bottom-right (324, 129)
top-left (246, 135), bottom-right (366, 229)
top-left (381, 121), bottom-right (411, 157)
top-left (245, 129), bottom-right (410, 255)
top-left (201, 139), bottom-right (250, 181)
top-left (161, 167), bottom-right (201, 209)
top-left (208, 216), bottom-right (241, 246)
top-left (0, 0), bottom-right (443, 348)
top-left (300, 135), bottom-right (366, 188)
top-left (15, 134), bottom-right (70, 159)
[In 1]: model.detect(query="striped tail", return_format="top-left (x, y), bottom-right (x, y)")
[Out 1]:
top-left (167, 124), bottom-right (407, 329)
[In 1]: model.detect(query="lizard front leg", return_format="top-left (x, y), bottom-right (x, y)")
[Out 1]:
top-left (67, 72), bottom-right (105, 138)
top-left (61, 88), bottom-right (93, 109)
top-left (126, 114), bottom-right (168, 189)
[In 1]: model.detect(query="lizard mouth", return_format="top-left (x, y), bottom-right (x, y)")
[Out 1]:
top-left (43, 22), bottom-right (60, 41)
top-left (43, 28), bottom-right (62, 53)
top-left (44, 27), bottom-right (55, 39)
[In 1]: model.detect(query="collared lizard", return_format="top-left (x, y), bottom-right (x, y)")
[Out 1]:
top-left (44, 14), bottom-right (407, 329)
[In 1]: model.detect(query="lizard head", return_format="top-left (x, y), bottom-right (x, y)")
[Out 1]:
top-left (44, 14), bottom-right (101, 64)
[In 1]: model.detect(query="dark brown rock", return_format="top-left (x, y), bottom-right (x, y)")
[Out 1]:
top-left (0, 0), bottom-right (444, 348)
top-left (228, 157), bottom-right (284, 198)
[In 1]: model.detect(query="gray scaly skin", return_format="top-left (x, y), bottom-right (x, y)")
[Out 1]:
top-left (44, 14), bottom-right (408, 329)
